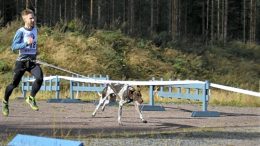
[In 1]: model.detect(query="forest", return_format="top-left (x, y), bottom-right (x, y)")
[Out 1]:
top-left (0, 0), bottom-right (259, 44)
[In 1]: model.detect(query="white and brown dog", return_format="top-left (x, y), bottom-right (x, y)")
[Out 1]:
top-left (92, 83), bottom-right (147, 125)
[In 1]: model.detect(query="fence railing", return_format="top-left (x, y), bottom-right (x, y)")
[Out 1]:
top-left (21, 75), bottom-right (219, 116)
top-left (21, 74), bottom-right (109, 102)
top-left (147, 78), bottom-right (219, 117)
top-left (21, 75), bottom-right (60, 99)
top-left (69, 75), bottom-right (109, 99)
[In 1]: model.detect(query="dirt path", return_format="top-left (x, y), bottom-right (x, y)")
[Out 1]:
top-left (0, 99), bottom-right (259, 145)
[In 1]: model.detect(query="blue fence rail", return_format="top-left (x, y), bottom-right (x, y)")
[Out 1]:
top-left (21, 75), bottom-right (60, 99)
top-left (21, 74), bottom-right (109, 102)
top-left (70, 75), bottom-right (109, 99)
top-left (146, 78), bottom-right (219, 117)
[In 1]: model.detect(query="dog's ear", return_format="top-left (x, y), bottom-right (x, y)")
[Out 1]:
top-left (129, 86), bottom-right (135, 91)
top-left (136, 85), bottom-right (141, 91)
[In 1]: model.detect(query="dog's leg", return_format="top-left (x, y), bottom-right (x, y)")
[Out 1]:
top-left (118, 100), bottom-right (127, 125)
top-left (134, 101), bottom-right (147, 123)
top-left (92, 95), bottom-right (109, 117)
top-left (101, 97), bottom-right (110, 111)
top-left (118, 104), bottom-right (123, 125)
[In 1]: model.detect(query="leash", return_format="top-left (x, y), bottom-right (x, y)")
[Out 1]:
top-left (36, 60), bottom-right (86, 78)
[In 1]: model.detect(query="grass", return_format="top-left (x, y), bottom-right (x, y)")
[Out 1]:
top-left (210, 89), bottom-right (260, 107)
top-left (0, 133), bottom-right (17, 145)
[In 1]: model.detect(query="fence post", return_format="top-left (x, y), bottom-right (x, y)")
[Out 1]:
top-left (70, 80), bottom-right (74, 100)
top-left (203, 80), bottom-right (210, 111)
top-left (43, 77), bottom-right (46, 91)
top-left (55, 75), bottom-right (60, 99)
top-left (149, 85), bottom-right (154, 106)
top-left (76, 75), bottom-right (79, 99)
top-left (191, 80), bottom-right (219, 117)
top-left (21, 77), bottom-right (26, 98)
top-left (141, 77), bottom-right (165, 111)
top-left (26, 75), bottom-right (30, 95)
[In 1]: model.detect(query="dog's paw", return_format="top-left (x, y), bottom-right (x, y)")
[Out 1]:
top-left (91, 114), bottom-right (96, 117)
top-left (118, 121), bottom-right (123, 126)
top-left (142, 120), bottom-right (148, 123)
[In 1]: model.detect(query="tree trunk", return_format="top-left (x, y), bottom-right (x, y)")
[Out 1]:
top-left (243, 0), bottom-right (246, 43)
top-left (172, 0), bottom-right (178, 39)
top-left (223, 0), bottom-right (228, 44)
top-left (151, 0), bottom-right (154, 34)
top-left (222, 0), bottom-right (224, 41)
top-left (253, 0), bottom-right (256, 42)
top-left (112, 0), bottom-right (115, 25)
top-left (81, 0), bottom-right (84, 20)
top-left (250, 0), bottom-right (252, 42)
top-left (35, 0), bottom-right (37, 25)
top-left (177, 0), bottom-right (180, 37)
top-left (0, 0), bottom-right (4, 26)
top-left (64, 0), bottom-right (67, 23)
top-left (43, 0), bottom-right (46, 24)
top-left (123, 0), bottom-right (126, 23)
top-left (130, 0), bottom-right (134, 34)
top-left (21, 0), bottom-right (23, 10)
top-left (249, 0), bottom-right (256, 42)
top-left (16, 0), bottom-right (19, 17)
top-left (97, 0), bottom-right (101, 28)
top-left (107, 0), bottom-right (111, 28)
top-left (138, 0), bottom-right (141, 34)
top-left (123, 0), bottom-right (128, 34)
top-left (90, 0), bottom-right (93, 26)
top-left (74, 0), bottom-right (77, 20)
top-left (217, 0), bottom-right (220, 40)
top-left (26, 0), bottom-right (29, 9)
top-left (184, 0), bottom-right (187, 36)
top-left (168, 0), bottom-right (171, 34)
top-left (211, 0), bottom-right (214, 43)
top-left (206, 0), bottom-right (209, 44)
top-left (156, 0), bottom-right (159, 31)
top-left (54, 0), bottom-right (57, 23)
top-left (202, 1), bottom-right (205, 36)
top-left (49, 0), bottom-right (52, 25)
top-left (59, 0), bottom-right (62, 21)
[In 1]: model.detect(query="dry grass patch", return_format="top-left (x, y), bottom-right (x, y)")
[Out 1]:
top-left (210, 89), bottom-right (260, 107)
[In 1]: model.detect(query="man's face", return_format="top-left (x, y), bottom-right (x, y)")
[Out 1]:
top-left (23, 13), bottom-right (35, 27)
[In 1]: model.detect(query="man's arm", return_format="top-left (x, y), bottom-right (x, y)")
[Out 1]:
top-left (11, 30), bottom-right (27, 51)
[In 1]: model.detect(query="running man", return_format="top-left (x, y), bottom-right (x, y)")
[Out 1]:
top-left (2, 9), bottom-right (43, 116)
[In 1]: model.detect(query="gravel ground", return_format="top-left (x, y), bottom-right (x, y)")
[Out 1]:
top-left (84, 137), bottom-right (259, 146)
top-left (0, 99), bottom-right (259, 145)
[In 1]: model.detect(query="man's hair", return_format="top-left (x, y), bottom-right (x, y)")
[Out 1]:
top-left (21, 9), bottom-right (34, 16)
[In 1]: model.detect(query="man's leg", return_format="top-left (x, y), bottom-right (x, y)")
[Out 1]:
top-left (30, 64), bottom-right (43, 97)
top-left (2, 61), bottom-right (25, 116)
top-left (25, 64), bottom-right (43, 111)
